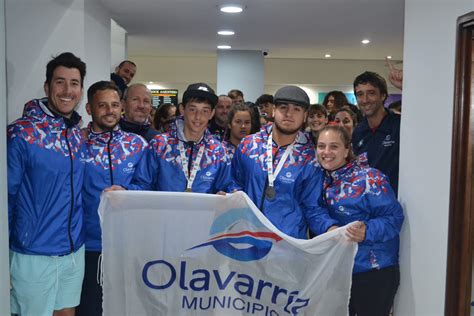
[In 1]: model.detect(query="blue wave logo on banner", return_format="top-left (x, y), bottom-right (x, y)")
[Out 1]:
top-left (189, 208), bottom-right (282, 262)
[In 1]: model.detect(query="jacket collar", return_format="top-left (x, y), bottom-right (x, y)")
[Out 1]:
top-left (174, 116), bottom-right (210, 145)
top-left (358, 109), bottom-right (396, 134)
top-left (23, 98), bottom-right (82, 127)
top-left (119, 117), bottom-right (151, 134)
top-left (263, 123), bottom-right (309, 147)
top-left (326, 153), bottom-right (369, 182)
top-left (86, 122), bottom-right (120, 143)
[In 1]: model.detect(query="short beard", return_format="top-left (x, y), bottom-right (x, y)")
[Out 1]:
top-left (95, 120), bottom-right (118, 132)
top-left (215, 117), bottom-right (227, 128)
top-left (363, 102), bottom-right (384, 118)
top-left (125, 113), bottom-right (148, 125)
top-left (273, 121), bottom-right (301, 136)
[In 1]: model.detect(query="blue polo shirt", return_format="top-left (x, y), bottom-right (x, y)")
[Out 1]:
top-left (351, 110), bottom-right (400, 195)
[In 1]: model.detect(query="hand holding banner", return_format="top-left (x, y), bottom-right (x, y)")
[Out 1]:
top-left (99, 191), bottom-right (357, 315)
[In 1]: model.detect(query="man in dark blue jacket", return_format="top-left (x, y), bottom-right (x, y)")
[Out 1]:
top-left (208, 95), bottom-right (232, 140)
top-left (8, 52), bottom-right (86, 316)
top-left (119, 83), bottom-right (159, 142)
top-left (232, 86), bottom-right (337, 239)
top-left (110, 60), bottom-right (136, 97)
top-left (351, 71), bottom-right (400, 195)
top-left (76, 81), bottom-right (147, 316)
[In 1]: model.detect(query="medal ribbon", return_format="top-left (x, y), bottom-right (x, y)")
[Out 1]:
top-left (178, 141), bottom-right (205, 191)
top-left (266, 132), bottom-right (295, 188)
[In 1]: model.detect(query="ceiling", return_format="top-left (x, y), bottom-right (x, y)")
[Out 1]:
top-left (99, 0), bottom-right (404, 60)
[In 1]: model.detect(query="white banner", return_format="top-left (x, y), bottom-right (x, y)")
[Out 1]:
top-left (99, 191), bottom-right (357, 316)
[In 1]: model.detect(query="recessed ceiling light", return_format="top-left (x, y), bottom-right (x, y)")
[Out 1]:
top-left (361, 39), bottom-right (370, 44)
top-left (148, 81), bottom-right (154, 84)
top-left (220, 5), bottom-right (243, 13)
top-left (218, 45), bottom-right (232, 49)
top-left (324, 54), bottom-right (331, 58)
top-left (218, 30), bottom-right (235, 36)
top-left (386, 55), bottom-right (392, 59)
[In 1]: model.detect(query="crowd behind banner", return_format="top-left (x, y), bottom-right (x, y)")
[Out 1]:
top-left (6, 52), bottom-right (404, 316)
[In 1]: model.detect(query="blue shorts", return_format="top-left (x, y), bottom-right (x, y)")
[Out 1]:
top-left (10, 245), bottom-right (85, 315)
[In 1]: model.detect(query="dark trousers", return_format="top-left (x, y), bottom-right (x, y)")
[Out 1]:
top-left (349, 265), bottom-right (400, 316)
top-left (76, 251), bottom-right (102, 316)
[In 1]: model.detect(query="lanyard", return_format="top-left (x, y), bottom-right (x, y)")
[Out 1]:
top-left (266, 132), bottom-right (295, 188)
top-left (178, 141), bottom-right (205, 191)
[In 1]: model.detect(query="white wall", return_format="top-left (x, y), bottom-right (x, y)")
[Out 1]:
top-left (131, 55), bottom-right (217, 98)
top-left (130, 54), bottom-right (400, 103)
top-left (111, 19), bottom-right (127, 70)
top-left (0, 0), bottom-right (10, 314)
top-left (83, 0), bottom-right (111, 125)
top-left (217, 50), bottom-right (264, 102)
top-left (5, 0), bottom-right (111, 125)
top-left (395, 0), bottom-right (474, 315)
top-left (6, 0), bottom-right (84, 122)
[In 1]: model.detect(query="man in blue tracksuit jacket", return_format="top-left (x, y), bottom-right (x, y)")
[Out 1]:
top-left (76, 81), bottom-right (147, 316)
top-left (7, 52), bottom-right (87, 316)
top-left (114, 82), bottom-right (232, 193)
top-left (232, 86), bottom-right (337, 239)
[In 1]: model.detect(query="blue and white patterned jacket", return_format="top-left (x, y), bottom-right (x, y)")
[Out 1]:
top-left (232, 124), bottom-right (337, 239)
top-left (8, 98), bottom-right (85, 255)
top-left (81, 124), bottom-right (147, 251)
top-left (323, 154), bottom-right (404, 273)
top-left (128, 116), bottom-right (232, 193)
top-left (222, 140), bottom-right (237, 160)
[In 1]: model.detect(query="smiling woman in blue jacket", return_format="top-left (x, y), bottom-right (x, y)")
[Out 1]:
top-left (316, 125), bottom-right (404, 316)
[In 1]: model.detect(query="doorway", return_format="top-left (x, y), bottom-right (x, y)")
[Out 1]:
top-left (446, 11), bottom-right (474, 316)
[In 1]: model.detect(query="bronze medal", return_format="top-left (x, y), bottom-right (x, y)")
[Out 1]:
top-left (265, 186), bottom-right (276, 200)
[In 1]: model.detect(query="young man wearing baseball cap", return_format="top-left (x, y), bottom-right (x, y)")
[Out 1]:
top-left (232, 85), bottom-right (337, 239)
top-left (109, 82), bottom-right (232, 193)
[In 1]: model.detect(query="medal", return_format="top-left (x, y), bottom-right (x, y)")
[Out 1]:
top-left (265, 186), bottom-right (276, 200)
top-left (178, 141), bottom-right (205, 193)
top-left (265, 131), bottom-right (295, 201)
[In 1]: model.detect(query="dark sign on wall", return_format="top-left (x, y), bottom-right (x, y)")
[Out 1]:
top-left (151, 89), bottom-right (178, 108)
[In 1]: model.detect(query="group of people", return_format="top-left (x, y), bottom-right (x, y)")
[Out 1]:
top-left (7, 51), bottom-right (404, 316)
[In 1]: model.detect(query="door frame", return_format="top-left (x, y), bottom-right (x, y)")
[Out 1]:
top-left (445, 11), bottom-right (474, 316)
